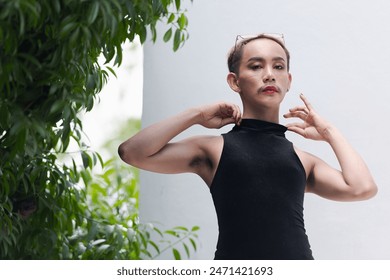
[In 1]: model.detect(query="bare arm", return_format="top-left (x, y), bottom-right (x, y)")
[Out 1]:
top-left (118, 103), bottom-right (241, 176)
top-left (284, 94), bottom-right (377, 201)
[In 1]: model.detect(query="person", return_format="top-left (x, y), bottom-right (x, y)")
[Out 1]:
top-left (118, 34), bottom-right (377, 260)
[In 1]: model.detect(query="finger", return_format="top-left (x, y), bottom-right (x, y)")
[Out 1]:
top-left (285, 122), bottom-right (307, 129)
top-left (231, 104), bottom-right (238, 117)
top-left (221, 103), bottom-right (241, 126)
top-left (283, 112), bottom-right (295, 119)
top-left (221, 103), bottom-right (235, 118)
top-left (234, 104), bottom-right (242, 125)
top-left (285, 122), bottom-right (307, 136)
top-left (220, 116), bottom-right (236, 127)
top-left (224, 103), bottom-right (234, 115)
top-left (287, 126), bottom-right (306, 137)
top-left (227, 103), bottom-right (239, 123)
top-left (299, 93), bottom-right (314, 111)
top-left (284, 111), bottom-right (308, 120)
top-left (288, 105), bottom-right (309, 114)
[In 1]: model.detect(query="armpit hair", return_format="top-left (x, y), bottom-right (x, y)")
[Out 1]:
top-left (189, 156), bottom-right (213, 170)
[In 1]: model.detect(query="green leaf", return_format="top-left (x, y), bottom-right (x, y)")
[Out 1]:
top-left (153, 227), bottom-right (163, 237)
top-left (114, 44), bottom-right (123, 66)
top-left (52, 0), bottom-right (61, 13)
top-left (96, 153), bottom-right (104, 168)
top-left (18, 10), bottom-right (25, 36)
top-left (165, 230), bottom-right (178, 237)
top-left (173, 29), bottom-right (181, 51)
top-left (163, 28), bottom-right (172, 42)
top-left (97, 244), bottom-right (110, 252)
top-left (191, 226), bottom-right (200, 232)
top-left (69, 27), bottom-right (81, 46)
top-left (174, 226), bottom-right (188, 231)
top-left (142, 249), bottom-right (153, 259)
top-left (148, 240), bottom-right (160, 254)
top-left (18, 53), bottom-right (42, 69)
top-left (81, 26), bottom-right (92, 42)
top-left (173, 248), bottom-right (181, 260)
top-left (87, 2), bottom-right (100, 25)
top-left (150, 24), bottom-right (157, 42)
top-left (91, 239), bottom-right (106, 246)
top-left (172, 248), bottom-right (181, 260)
top-left (60, 22), bottom-right (77, 38)
top-left (178, 14), bottom-right (187, 30)
top-left (183, 243), bottom-right (190, 258)
top-left (189, 238), bottom-right (197, 251)
top-left (15, 127), bottom-right (27, 153)
top-left (0, 102), bottom-right (10, 129)
top-left (175, 0), bottom-right (181, 10)
top-left (32, 121), bottom-right (47, 138)
top-left (2, 177), bottom-right (10, 197)
top-left (62, 243), bottom-right (70, 259)
top-left (105, 66), bottom-right (117, 78)
top-left (138, 24), bottom-right (147, 44)
top-left (167, 13), bottom-right (175, 24)
top-left (138, 231), bottom-right (148, 248)
top-left (81, 152), bottom-right (90, 169)
top-left (0, 3), bottom-right (10, 20)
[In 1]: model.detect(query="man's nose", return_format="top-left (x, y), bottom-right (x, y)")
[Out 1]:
top-left (263, 67), bottom-right (275, 83)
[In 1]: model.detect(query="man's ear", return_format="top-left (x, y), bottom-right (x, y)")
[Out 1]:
top-left (227, 72), bottom-right (241, 93)
top-left (287, 73), bottom-right (292, 92)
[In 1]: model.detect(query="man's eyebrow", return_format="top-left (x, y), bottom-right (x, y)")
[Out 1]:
top-left (247, 56), bottom-right (286, 63)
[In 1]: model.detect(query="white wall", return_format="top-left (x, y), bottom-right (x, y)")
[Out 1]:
top-left (83, 41), bottom-right (143, 157)
top-left (140, 0), bottom-right (390, 259)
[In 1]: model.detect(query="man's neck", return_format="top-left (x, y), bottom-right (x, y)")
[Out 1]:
top-left (242, 108), bottom-right (280, 123)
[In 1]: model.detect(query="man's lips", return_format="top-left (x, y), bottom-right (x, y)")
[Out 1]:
top-left (260, 85), bottom-right (279, 94)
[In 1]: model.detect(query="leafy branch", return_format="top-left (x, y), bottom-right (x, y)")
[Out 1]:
top-left (0, 0), bottom-right (192, 259)
top-left (153, 226), bottom-right (200, 260)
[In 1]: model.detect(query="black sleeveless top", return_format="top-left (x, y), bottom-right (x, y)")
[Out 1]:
top-left (210, 119), bottom-right (313, 260)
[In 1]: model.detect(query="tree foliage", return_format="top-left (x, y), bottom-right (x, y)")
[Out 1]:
top-left (60, 150), bottom-right (199, 260)
top-left (0, 0), bottom-right (192, 259)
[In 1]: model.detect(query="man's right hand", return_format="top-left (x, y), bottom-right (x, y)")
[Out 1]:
top-left (197, 102), bottom-right (242, 129)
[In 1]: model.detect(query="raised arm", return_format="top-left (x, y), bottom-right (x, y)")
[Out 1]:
top-left (283, 94), bottom-right (377, 201)
top-left (118, 102), bottom-right (241, 179)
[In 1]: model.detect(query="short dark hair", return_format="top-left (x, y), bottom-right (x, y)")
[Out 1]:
top-left (227, 34), bottom-right (290, 75)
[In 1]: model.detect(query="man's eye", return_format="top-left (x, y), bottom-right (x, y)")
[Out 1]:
top-left (250, 64), bottom-right (262, 70)
top-left (274, 65), bottom-right (285, 70)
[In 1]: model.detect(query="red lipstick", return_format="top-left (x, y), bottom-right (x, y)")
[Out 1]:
top-left (261, 86), bottom-right (278, 94)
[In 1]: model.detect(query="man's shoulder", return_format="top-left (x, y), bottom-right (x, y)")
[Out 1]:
top-left (187, 134), bottom-right (223, 148)
top-left (294, 147), bottom-right (323, 161)
top-left (293, 146), bottom-right (321, 176)
top-left (185, 134), bottom-right (223, 142)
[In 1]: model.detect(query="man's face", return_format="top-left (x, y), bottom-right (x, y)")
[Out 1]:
top-left (236, 38), bottom-right (292, 108)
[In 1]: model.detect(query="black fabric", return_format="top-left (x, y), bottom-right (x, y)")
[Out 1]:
top-left (210, 119), bottom-right (313, 260)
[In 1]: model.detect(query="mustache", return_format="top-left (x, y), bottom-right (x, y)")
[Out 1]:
top-left (258, 85), bottom-right (281, 93)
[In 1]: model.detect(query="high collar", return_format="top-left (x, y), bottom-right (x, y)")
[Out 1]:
top-left (233, 119), bottom-right (287, 136)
